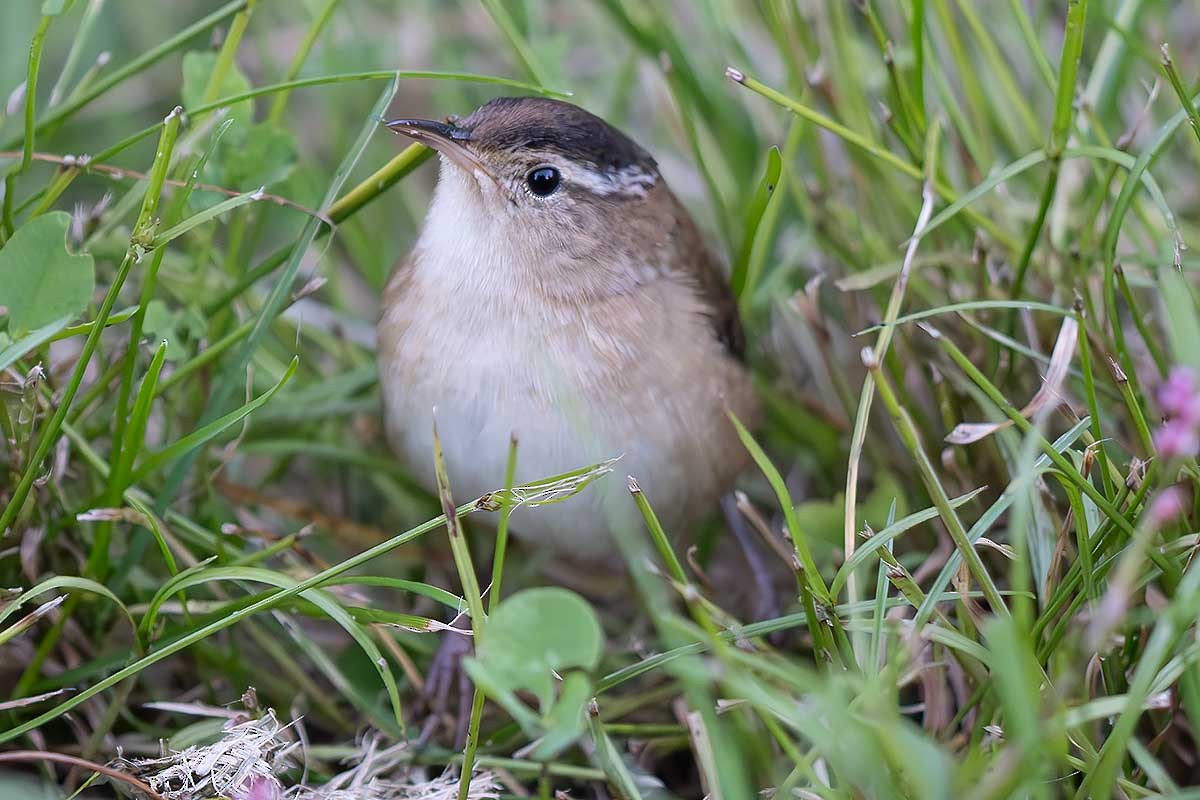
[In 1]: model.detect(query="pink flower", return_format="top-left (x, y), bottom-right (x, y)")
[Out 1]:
top-left (1158, 367), bottom-right (1200, 424)
top-left (233, 774), bottom-right (282, 800)
top-left (1155, 421), bottom-right (1200, 459)
top-left (1155, 367), bottom-right (1200, 459)
top-left (1147, 485), bottom-right (1190, 530)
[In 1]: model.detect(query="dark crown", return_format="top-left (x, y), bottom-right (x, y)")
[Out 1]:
top-left (462, 97), bottom-right (658, 175)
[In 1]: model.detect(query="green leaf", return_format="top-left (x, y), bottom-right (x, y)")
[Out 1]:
top-left (0, 576), bottom-right (137, 649)
top-left (181, 51), bottom-right (253, 130)
top-left (345, 606), bottom-right (442, 631)
top-left (180, 57), bottom-right (298, 213)
top-left (467, 587), bottom-right (603, 758)
top-left (218, 123), bottom-right (297, 188)
top-left (474, 587), bottom-right (602, 709)
top-left (152, 186), bottom-right (265, 247)
top-left (588, 701), bottom-right (648, 800)
top-left (730, 145), bottom-right (782, 299)
top-left (110, 340), bottom-right (169, 496)
top-left (533, 671), bottom-right (593, 760)
top-left (794, 476), bottom-right (907, 553)
top-left (0, 212), bottom-right (94, 337)
top-left (0, 314), bottom-right (70, 373)
top-left (730, 412), bottom-right (830, 603)
top-left (50, 305), bottom-right (138, 342)
top-left (319, 575), bottom-right (464, 612)
top-left (143, 300), bottom-right (204, 360)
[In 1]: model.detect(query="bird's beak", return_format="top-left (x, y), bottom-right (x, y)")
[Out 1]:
top-left (384, 117), bottom-right (494, 179)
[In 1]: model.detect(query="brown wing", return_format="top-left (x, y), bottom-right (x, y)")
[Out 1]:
top-left (666, 192), bottom-right (747, 360)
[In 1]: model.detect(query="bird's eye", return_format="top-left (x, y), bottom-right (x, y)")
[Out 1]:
top-left (526, 166), bottom-right (561, 197)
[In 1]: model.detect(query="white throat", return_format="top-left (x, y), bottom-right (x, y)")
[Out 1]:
top-left (411, 160), bottom-right (524, 298)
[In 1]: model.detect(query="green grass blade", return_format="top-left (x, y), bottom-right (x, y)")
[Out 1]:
top-left (129, 356), bottom-right (297, 484)
top-left (831, 487), bottom-right (987, 596)
top-left (730, 145), bottom-right (781, 299)
top-left (150, 187), bottom-right (265, 248)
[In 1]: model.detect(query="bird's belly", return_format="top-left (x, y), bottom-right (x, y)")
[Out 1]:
top-left (377, 277), bottom-right (757, 561)
top-left (380, 340), bottom-right (643, 558)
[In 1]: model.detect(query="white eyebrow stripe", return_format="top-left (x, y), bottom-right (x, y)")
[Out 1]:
top-left (570, 163), bottom-right (657, 198)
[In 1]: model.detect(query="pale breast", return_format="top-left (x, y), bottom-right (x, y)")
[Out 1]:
top-left (376, 253), bottom-right (758, 560)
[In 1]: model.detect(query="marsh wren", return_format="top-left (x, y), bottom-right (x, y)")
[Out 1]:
top-left (378, 97), bottom-right (759, 558)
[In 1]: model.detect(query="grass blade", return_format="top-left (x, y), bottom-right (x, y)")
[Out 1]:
top-left (129, 356), bottom-right (297, 484)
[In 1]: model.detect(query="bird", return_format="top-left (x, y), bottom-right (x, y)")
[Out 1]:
top-left (377, 96), bottom-right (760, 561)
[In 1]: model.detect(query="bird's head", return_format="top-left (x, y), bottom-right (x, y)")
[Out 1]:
top-left (386, 97), bottom-right (667, 285)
